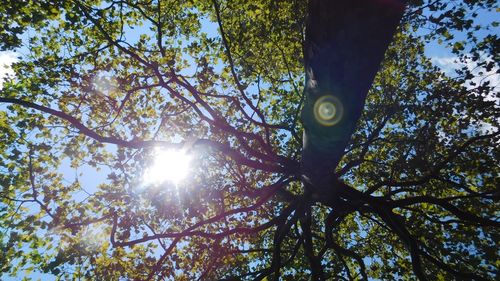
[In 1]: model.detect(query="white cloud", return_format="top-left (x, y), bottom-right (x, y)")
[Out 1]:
top-left (431, 54), bottom-right (499, 135)
top-left (431, 56), bottom-right (461, 72)
top-left (0, 51), bottom-right (19, 89)
top-left (431, 54), bottom-right (499, 95)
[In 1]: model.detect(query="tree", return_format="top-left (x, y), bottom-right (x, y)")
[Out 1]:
top-left (0, 0), bottom-right (498, 280)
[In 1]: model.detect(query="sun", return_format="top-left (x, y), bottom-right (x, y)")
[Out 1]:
top-left (143, 148), bottom-right (192, 186)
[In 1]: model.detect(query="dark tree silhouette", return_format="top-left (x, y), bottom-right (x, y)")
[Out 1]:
top-left (0, 0), bottom-right (498, 280)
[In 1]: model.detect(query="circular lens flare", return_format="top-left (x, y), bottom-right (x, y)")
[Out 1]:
top-left (318, 102), bottom-right (336, 120)
top-left (313, 95), bottom-right (343, 126)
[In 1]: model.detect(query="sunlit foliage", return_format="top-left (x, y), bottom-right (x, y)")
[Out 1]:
top-left (0, 0), bottom-right (498, 280)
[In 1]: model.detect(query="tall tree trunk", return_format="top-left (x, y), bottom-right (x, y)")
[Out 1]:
top-left (301, 0), bottom-right (406, 194)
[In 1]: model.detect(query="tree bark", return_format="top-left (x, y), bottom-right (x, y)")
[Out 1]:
top-left (301, 0), bottom-right (406, 192)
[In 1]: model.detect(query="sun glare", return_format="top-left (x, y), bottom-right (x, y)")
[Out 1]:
top-left (143, 148), bottom-right (192, 186)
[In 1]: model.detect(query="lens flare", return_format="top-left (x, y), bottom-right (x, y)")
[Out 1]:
top-left (313, 95), bottom-right (343, 126)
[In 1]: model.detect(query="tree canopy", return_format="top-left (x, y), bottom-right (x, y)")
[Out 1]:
top-left (0, 0), bottom-right (499, 280)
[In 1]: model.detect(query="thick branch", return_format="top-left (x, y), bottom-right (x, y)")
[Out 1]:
top-left (0, 97), bottom-right (286, 173)
top-left (301, 0), bottom-right (406, 191)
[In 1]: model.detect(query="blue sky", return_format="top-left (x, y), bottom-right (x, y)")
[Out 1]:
top-left (0, 2), bottom-right (499, 280)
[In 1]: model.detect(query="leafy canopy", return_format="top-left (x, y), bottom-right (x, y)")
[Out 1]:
top-left (0, 0), bottom-right (498, 280)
